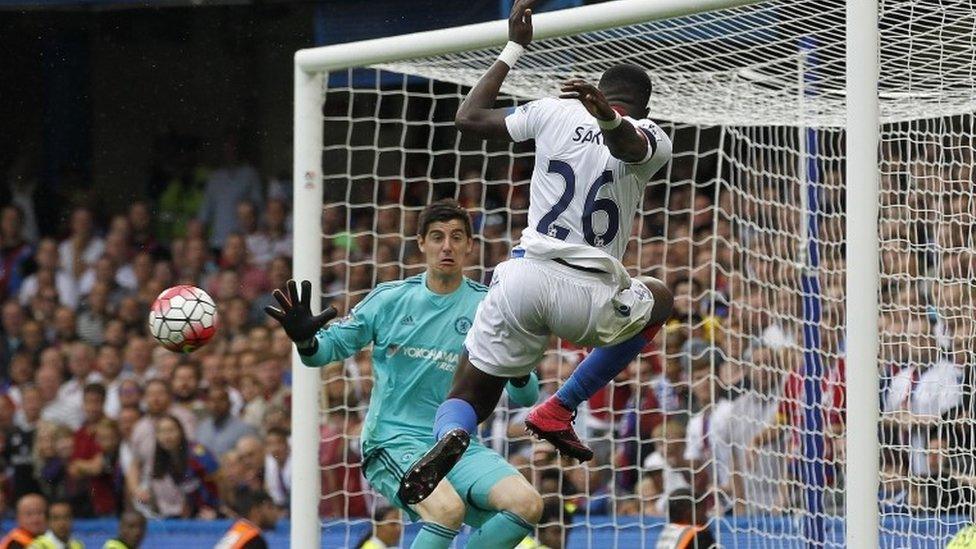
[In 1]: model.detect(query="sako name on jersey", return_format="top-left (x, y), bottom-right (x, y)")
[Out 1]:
top-left (572, 126), bottom-right (604, 144)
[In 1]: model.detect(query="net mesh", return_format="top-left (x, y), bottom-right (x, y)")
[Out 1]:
top-left (312, 0), bottom-right (976, 546)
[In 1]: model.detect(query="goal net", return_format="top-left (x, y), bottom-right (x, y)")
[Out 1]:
top-left (300, 0), bottom-right (976, 546)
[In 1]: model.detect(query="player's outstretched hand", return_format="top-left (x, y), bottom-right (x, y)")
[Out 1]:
top-left (560, 79), bottom-right (616, 121)
top-left (508, 0), bottom-right (539, 46)
top-left (264, 279), bottom-right (337, 345)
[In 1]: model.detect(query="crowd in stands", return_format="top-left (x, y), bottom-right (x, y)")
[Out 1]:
top-left (0, 137), bottom-right (298, 534)
top-left (1, 129), bottom-right (974, 548)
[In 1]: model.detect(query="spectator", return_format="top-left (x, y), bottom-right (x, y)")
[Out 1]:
top-left (207, 234), bottom-right (269, 301)
top-left (250, 259), bottom-right (290, 328)
top-left (17, 239), bottom-right (77, 310)
top-left (724, 346), bottom-right (785, 514)
top-left (233, 435), bottom-right (265, 493)
top-left (216, 449), bottom-right (244, 517)
top-left (116, 406), bottom-right (141, 481)
top-left (0, 205), bottom-right (34, 303)
top-left (131, 415), bottom-right (218, 519)
top-left (642, 419), bottom-right (690, 514)
top-left (353, 506), bottom-right (402, 549)
top-left (215, 488), bottom-right (277, 549)
top-left (636, 454), bottom-right (668, 517)
top-left (121, 337), bottom-right (155, 383)
top-left (59, 207), bottom-right (104, 282)
top-left (79, 257), bottom-right (125, 308)
top-left (76, 283), bottom-right (112, 347)
top-left (653, 488), bottom-right (716, 549)
top-left (117, 379), bottom-right (143, 413)
top-left (93, 418), bottom-right (125, 515)
top-left (683, 348), bottom-right (733, 511)
top-left (3, 388), bottom-right (42, 502)
top-left (319, 363), bottom-right (366, 518)
top-left (652, 331), bottom-right (692, 414)
top-left (127, 201), bottom-right (159, 257)
top-left (196, 386), bottom-right (256, 457)
top-left (102, 510), bottom-right (147, 549)
top-left (50, 307), bottom-right (78, 347)
top-left (129, 379), bottom-right (196, 469)
top-left (116, 252), bottom-right (153, 295)
top-left (90, 346), bottom-right (126, 419)
top-left (197, 134), bottom-right (262, 251)
top-left (256, 356), bottom-right (289, 412)
top-left (18, 320), bottom-right (46, 362)
top-left (33, 421), bottom-right (73, 503)
top-left (200, 354), bottom-right (244, 414)
top-left (236, 201), bottom-right (272, 267)
top-left (67, 383), bottom-right (117, 517)
top-left (0, 493), bottom-right (46, 548)
top-left (263, 427), bottom-right (291, 510)
top-left (170, 362), bottom-right (206, 421)
top-left (1, 301), bottom-right (27, 379)
top-left (114, 296), bottom-right (144, 336)
top-left (176, 238), bottom-right (215, 289)
top-left (58, 343), bottom-right (95, 413)
top-left (915, 429), bottom-right (975, 516)
top-left (36, 363), bottom-right (81, 430)
top-left (7, 355), bottom-right (33, 410)
top-left (262, 199), bottom-right (292, 261)
top-left (27, 499), bottom-right (83, 549)
top-left (882, 317), bottom-right (963, 474)
top-left (238, 374), bottom-right (267, 430)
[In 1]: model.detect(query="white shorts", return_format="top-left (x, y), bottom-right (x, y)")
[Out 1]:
top-left (464, 257), bottom-right (656, 378)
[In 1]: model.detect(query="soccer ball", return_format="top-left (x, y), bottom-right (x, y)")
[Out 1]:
top-left (149, 285), bottom-right (219, 353)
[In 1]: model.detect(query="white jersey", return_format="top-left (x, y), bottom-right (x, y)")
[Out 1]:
top-left (506, 97), bottom-right (671, 286)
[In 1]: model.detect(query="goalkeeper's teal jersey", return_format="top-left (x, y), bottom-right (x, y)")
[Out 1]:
top-left (300, 273), bottom-right (487, 458)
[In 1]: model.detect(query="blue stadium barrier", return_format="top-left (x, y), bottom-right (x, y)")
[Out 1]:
top-left (3, 514), bottom-right (968, 548)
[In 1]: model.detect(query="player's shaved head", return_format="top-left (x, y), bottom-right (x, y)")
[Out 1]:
top-left (598, 63), bottom-right (652, 119)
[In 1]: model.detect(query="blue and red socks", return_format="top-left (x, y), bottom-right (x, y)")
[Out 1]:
top-left (554, 323), bottom-right (663, 410)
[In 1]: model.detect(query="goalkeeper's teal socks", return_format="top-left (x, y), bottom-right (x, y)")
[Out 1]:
top-left (555, 323), bottom-right (662, 410)
top-left (466, 511), bottom-right (534, 549)
top-left (505, 371), bottom-right (540, 407)
top-left (411, 522), bottom-right (458, 549)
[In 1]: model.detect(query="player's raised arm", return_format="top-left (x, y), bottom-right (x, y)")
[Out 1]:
top-left (454, 0), bottom-right (537, 141)
top-left (560, 78), bottom-right (650, 163)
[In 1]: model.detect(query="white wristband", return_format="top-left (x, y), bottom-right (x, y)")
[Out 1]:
top-left (498, 41), bottom-right (525, 68)
top-left (597, 111), bottom-right (623, 130)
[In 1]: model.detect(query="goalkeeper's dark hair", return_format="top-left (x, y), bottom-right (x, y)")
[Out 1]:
top-left (418, 198), bottom-right (473, 239)
top-left (598, 63), bottom-right (652, 109)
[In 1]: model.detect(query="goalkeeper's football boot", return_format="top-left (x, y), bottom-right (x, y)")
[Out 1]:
top-left (525, 395), bottom-right (594, 462)
top-left (397, 428), bottom-right (470, 505)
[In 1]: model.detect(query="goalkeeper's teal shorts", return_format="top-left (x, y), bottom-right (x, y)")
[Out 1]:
top-left (363, 437), bottom-right (519, 526)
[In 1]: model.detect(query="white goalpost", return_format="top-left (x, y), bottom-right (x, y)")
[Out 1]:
top-left (291, 0), bottom-right (976, 546)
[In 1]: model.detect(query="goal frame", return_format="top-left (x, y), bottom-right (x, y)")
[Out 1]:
top-left (290, 1), bottom-right (880, 546)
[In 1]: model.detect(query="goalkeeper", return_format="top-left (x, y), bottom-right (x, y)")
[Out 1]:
top-left (265, 199), bottom-right (543, 549)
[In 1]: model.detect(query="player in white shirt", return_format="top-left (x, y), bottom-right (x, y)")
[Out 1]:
top-left (398, 0), bottom-right (674, 506)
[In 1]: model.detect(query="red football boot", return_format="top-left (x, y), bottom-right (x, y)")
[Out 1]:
top-left (524, 395), bottom-right (594, 462)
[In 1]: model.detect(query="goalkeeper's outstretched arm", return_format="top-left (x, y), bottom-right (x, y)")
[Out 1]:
top-left (454, 0), bottom-right (538, 141)
top-left (264, 279), bottom-right (371, 366)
